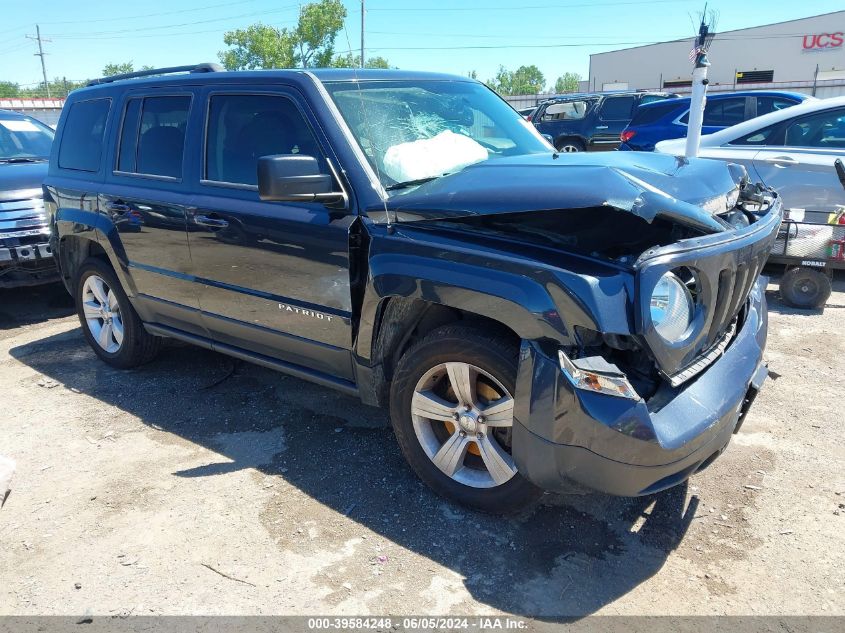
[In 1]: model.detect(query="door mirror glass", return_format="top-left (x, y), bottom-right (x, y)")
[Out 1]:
top-left (257, 154), bottom-right (338, 202)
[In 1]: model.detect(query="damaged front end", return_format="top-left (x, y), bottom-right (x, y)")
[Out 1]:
top-left (379, 152), bottom-right (781, 496)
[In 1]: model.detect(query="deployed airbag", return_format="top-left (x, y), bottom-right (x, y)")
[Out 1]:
top-left (383, 130), bottom-right (487, 183)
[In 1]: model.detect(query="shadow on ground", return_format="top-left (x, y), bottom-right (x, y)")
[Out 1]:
top-left (0, 283), bottom-right (75, 331)
top-left (10, 324), bottom-right (698, 618)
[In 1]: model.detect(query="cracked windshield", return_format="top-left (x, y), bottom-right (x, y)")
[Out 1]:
top-left (324, 80), bottom-right (551, 191)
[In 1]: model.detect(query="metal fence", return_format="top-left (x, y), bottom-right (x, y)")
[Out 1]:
top-left (0, 99), bottom-right (65, 127)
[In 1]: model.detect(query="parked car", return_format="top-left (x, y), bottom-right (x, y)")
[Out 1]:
top-left (516, 106), bottom-right (536, 120)
top-left (620, 91), bottom-right (810, 152)
top-left (530, 91), bottom-right (677, 152)
top-left (0, 109), bottom-right (58, 288)
top-left (656, 95), bottom-right (845, 224)
top-left (47, 66), bottom-right (781, 513)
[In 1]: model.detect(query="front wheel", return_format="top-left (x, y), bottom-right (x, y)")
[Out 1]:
top-left (556, 139), bottom-right (584, 153)
top-left (390, 325), bottom-right (543, 514)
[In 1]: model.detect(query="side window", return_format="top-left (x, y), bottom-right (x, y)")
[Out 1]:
top-left (783, 109), bottom-right (845, 149)
top-left (58, 98), bottom-right (111, 172)
top-left (205, 94), bottom-right (326, 186)
top-left (117, 95), bottom-right (190, 178)
top-left (598, 96), bottom-right (635, 121)
top-left (540, 100), bottom-right (588, 122)
top-left (639, 94), bottom-right (668, 105)
top-left (702, 98), bottom-right (745, 127)
top-left (729, 124), bottom-right (781, 146)
top-left (757, 96), bottom-right (798, 116)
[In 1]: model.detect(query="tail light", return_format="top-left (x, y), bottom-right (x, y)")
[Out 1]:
top-left (620, 130), bottom-right (636, 143)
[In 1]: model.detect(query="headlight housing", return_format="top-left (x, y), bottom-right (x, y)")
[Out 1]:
top-left (650, 272), bottom-right (694, 342)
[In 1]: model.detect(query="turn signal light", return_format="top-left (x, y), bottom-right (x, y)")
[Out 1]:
top-left (620, 130), bottom-right (636, 143)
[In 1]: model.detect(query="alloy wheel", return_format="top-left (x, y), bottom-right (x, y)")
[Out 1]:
top-left (81, 275), bottom-right (125, 353)
top-left (410, 362), bottom-right (517, 488)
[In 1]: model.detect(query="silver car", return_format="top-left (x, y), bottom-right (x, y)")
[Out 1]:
top-left (656, 95), bottom-right (845, 223)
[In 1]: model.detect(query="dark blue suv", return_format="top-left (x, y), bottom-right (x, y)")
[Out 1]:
top-left (45, 65), bottom-right (781, 513)
top-left (619, 91), bottom-right (810, 152)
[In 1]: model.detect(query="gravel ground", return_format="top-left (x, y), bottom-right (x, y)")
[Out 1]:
top-left (0, 275), bottom-right (843, 618)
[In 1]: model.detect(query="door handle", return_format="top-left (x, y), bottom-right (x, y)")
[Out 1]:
top-left (762, 156), bottom-right (798, 166)
top-left (194, 214), bottom-right (229, 229)
top-left (595, 125), bottom-right (609, 130)
top-left (106, 202), bottom-right (130, 213)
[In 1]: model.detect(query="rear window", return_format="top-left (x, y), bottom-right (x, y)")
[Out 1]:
top-left (629, 102), bottom-right (678, 126)
top-left (757, 96), bottom-right (799, 116)
top-left (117, 95), bottom-right (191, 179)
top-left (58, 98), bottom-right (111, 172)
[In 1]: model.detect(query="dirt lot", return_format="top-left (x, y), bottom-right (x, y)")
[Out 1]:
top-left (1, 275), bottom-right (843, 618)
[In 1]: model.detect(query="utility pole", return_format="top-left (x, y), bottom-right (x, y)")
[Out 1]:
top-left (360, 0), bottom-right (365, 69)
top-left (27, 25), bottom-right (51, 98)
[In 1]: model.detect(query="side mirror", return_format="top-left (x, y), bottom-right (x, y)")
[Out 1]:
top-left (257, 155), bottom-right (342, 203)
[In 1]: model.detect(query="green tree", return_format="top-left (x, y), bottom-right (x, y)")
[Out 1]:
top-left (103, 62), bottom-right (135, 76)
top-left (219, 0), bottom-right (347, 70)
top-left (294, 0), bottom-right (346, 67)
top-left (18, 77), bottom-right (87, 98)
top-left (0, 81), bottom-right (20, 98)
top-left (331, 53), bottom-right (391, 69)
top-left (554, 72), bottom-right (582, 94)
top-left (488, 65), bottom-right (545, 96)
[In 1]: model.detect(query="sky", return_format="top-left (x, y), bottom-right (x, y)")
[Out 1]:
top-left (1, 0), bottom-right (843, 90)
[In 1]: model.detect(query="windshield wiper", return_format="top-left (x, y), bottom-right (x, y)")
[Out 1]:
top-left (385, 176), bottom-right (441, 191)
top-left (0, 157), bottom-right (46, 164)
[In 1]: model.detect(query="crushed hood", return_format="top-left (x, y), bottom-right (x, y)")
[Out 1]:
top-left (0, 162), bottom-right (47, 202)
top-left (369, 152), bottom-right (742, 233)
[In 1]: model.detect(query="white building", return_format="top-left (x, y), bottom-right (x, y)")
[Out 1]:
top-left (588, 11), bottom-right (845, 97)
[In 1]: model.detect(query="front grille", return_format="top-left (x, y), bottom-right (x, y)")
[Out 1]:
top-left (635, 196), bottom-right (782, 381)
top-left (0, 197), bottom-right (48, 238)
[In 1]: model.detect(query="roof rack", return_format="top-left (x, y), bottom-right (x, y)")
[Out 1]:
top-left (87, 63), bottom-right (223, 87)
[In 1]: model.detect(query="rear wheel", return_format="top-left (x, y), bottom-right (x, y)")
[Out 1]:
top-left (779, 266), bottom-right (831, 309)
top-left (556, 139), bottom-right (584, 153)
top-left (390, 325), bottom-right (543, 514)
top-left (74, 258), bottom-right (161, 368)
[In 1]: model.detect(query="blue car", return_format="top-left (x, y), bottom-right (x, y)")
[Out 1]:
top-left (619, 91), bottom-right (811, 152)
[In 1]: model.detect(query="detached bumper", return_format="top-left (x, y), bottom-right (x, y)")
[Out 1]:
top-left (512, 279), bottom-right (768, 497)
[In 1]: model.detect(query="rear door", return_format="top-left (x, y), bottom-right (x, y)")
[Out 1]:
top-left (751, 106), bottom-right (845, 222)
top-left (99, 91), bottom-right (204, 335)
top-left (186, 86), bottom-right (356, 380)
top-left (590, 95), bottom-right (635, 150)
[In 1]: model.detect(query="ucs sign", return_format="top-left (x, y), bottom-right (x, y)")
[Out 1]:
top-left (802, 32), bottom-right (844, 51)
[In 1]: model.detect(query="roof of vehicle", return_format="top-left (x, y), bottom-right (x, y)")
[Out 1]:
top-left (540, 90), bottom-right (675, 104)
top-left (74, 67), bottom-right (476, 98)
top-left (656, 94), bottom-right (845, 151)
top-left (638, 90), bottom-right (812, 110)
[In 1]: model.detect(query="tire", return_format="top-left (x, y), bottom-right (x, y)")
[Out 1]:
top-left (389, 325), bottom-right (543, 514)
top-left (779, 266), bottom-right (831, 309)
top-left (556, 139), bottom-right (584, 153)
top-left (74, 258), bottom-right (161, 368)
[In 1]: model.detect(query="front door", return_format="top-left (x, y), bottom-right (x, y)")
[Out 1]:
top-left (186, 88), bottom-right (356, 380)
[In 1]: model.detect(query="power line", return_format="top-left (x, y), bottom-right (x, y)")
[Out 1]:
top-left (368, 0), bottom-right (696, 10)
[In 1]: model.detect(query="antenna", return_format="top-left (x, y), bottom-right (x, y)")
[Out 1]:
top-left (684, 6), bottom-right (717, 158)
top-left (360, 0), bottom-right (366, 69)
top-left (26, 25), bottom-right (51, 98)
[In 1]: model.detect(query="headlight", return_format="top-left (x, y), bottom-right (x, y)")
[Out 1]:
top-left (650, 272), bottom-right (694, 341)
top-left (700, 193), bottom-right (728, 214)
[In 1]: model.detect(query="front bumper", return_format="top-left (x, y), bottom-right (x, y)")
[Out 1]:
top-left (512, 278), bottom-right (768, 496)
top-left (0, 241), bottom-right (59, 288)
